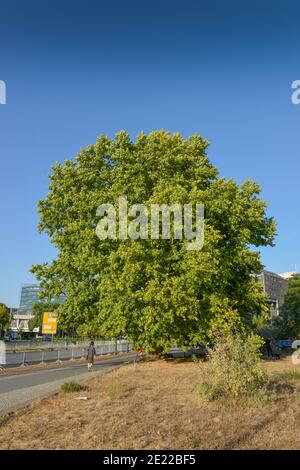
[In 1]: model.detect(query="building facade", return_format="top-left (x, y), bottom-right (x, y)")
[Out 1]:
top-left (7, 284), bottom-right (66, 334)
top-left (9, 312), bottom-right (34, 333)
top-left (257, 270), bottom-right (289, 319)
top-left (19, 284), bottom-right (42, 314)
top-left (19, 284), bottom-right (65, 315)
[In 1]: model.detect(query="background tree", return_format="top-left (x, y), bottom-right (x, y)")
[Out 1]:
top-left (28, 302), bottom-right (60, 334)
top-left (0, 303), bottom-right (11, 338)
top-left (31, 131), bottom-right (276, 352)
top-left (278, 274), bottom-right (300, 338)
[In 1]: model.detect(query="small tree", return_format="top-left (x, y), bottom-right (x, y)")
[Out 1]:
top-left (279, 274), bottom-right (300, 338)
top-left (196, 333), bottom-right (267, 401)
top-left (0, 303), bottom-right (11, 338)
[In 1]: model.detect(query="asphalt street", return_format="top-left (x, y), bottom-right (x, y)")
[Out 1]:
top-left (0, 353), bottom-right (135, 414)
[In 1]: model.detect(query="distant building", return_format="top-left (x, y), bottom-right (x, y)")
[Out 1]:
top-left (257, 270), bottom-right (288, 319)
top-left (9, 312), bottom-right (34, 333)
top-left (8, 284), bottom-right (66, 333)
top-left (280, 272), bottom-right (296, 280)
top-left (19, 284), bottom-right (42, 314)
top-left (18, 284), bottom-right (65, 315)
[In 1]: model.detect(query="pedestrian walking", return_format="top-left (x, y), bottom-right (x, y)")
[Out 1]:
top-left (85, 341), bottom-right (96, 371)
top-left (134, 347), bottom-right (145, 368)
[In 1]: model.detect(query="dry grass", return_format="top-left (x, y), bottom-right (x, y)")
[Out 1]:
top-left (1, 356), bottom-right (300, 449)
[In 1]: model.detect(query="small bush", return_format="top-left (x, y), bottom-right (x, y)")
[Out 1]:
top-left (196, 333), bottom-right (270, 403)
top-left (246, 387), bottom-right (275, 408)
top-left (195, 382), bottom-right (217, 402)
top-left (61, 381), bottom-right (83, 393)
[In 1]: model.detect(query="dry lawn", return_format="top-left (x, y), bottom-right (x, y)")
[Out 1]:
top-left (1, 357), bottom-right (300, 450)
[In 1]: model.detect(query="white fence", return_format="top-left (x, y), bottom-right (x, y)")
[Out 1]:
top-left (2, 340), bottom-right (131, 367)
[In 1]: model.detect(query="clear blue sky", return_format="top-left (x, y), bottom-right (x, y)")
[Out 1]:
top-left (1, 0), bottom-right (300, 307)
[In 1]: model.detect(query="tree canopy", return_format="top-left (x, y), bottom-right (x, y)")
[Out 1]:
top-left (0, 303), bottom-right (10, 337)
top-left (31, 130), bottom-right (276, 351)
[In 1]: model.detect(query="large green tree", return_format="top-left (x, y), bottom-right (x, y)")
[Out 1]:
top-left (0, 303), bottom-right (10, 338)
top-left (279, 274), bottom-right (300, 338)
top-left (31, 131), bottom-right (275, 351)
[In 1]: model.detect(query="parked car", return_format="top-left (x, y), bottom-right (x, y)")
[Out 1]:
top-left (42, 335), bottom-right (53, 341)
top-left (276, 339), bottom-right (293, 350)
top-left (167, 344), bottom-right (208, 358)
top-left (4, 331), bottom-right (19, 342)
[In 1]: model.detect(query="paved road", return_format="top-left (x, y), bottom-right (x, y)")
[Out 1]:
top-left (0, 353), bottom-right (135, 414)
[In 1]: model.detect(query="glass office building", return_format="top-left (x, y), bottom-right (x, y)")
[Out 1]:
top-left (19, 284), bottom-right (65, 314)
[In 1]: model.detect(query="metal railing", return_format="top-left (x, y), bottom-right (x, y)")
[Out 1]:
top-left (1, 340), bottom-right (131, 368)
top-left (5, 339), bottom-right (128, 351)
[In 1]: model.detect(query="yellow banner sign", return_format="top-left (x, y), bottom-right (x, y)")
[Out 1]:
top-left (42, 312), bottom-right (58, 335)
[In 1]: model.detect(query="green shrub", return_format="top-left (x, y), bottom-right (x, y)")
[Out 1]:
top-left (195, 382), bottom-right (217, 402)
top-left (246, 387), bottom-right (275, 407)
top-left (196, 333), bottom-right (269, 402)
top-left (61, 381), bottom-right (83, 393)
